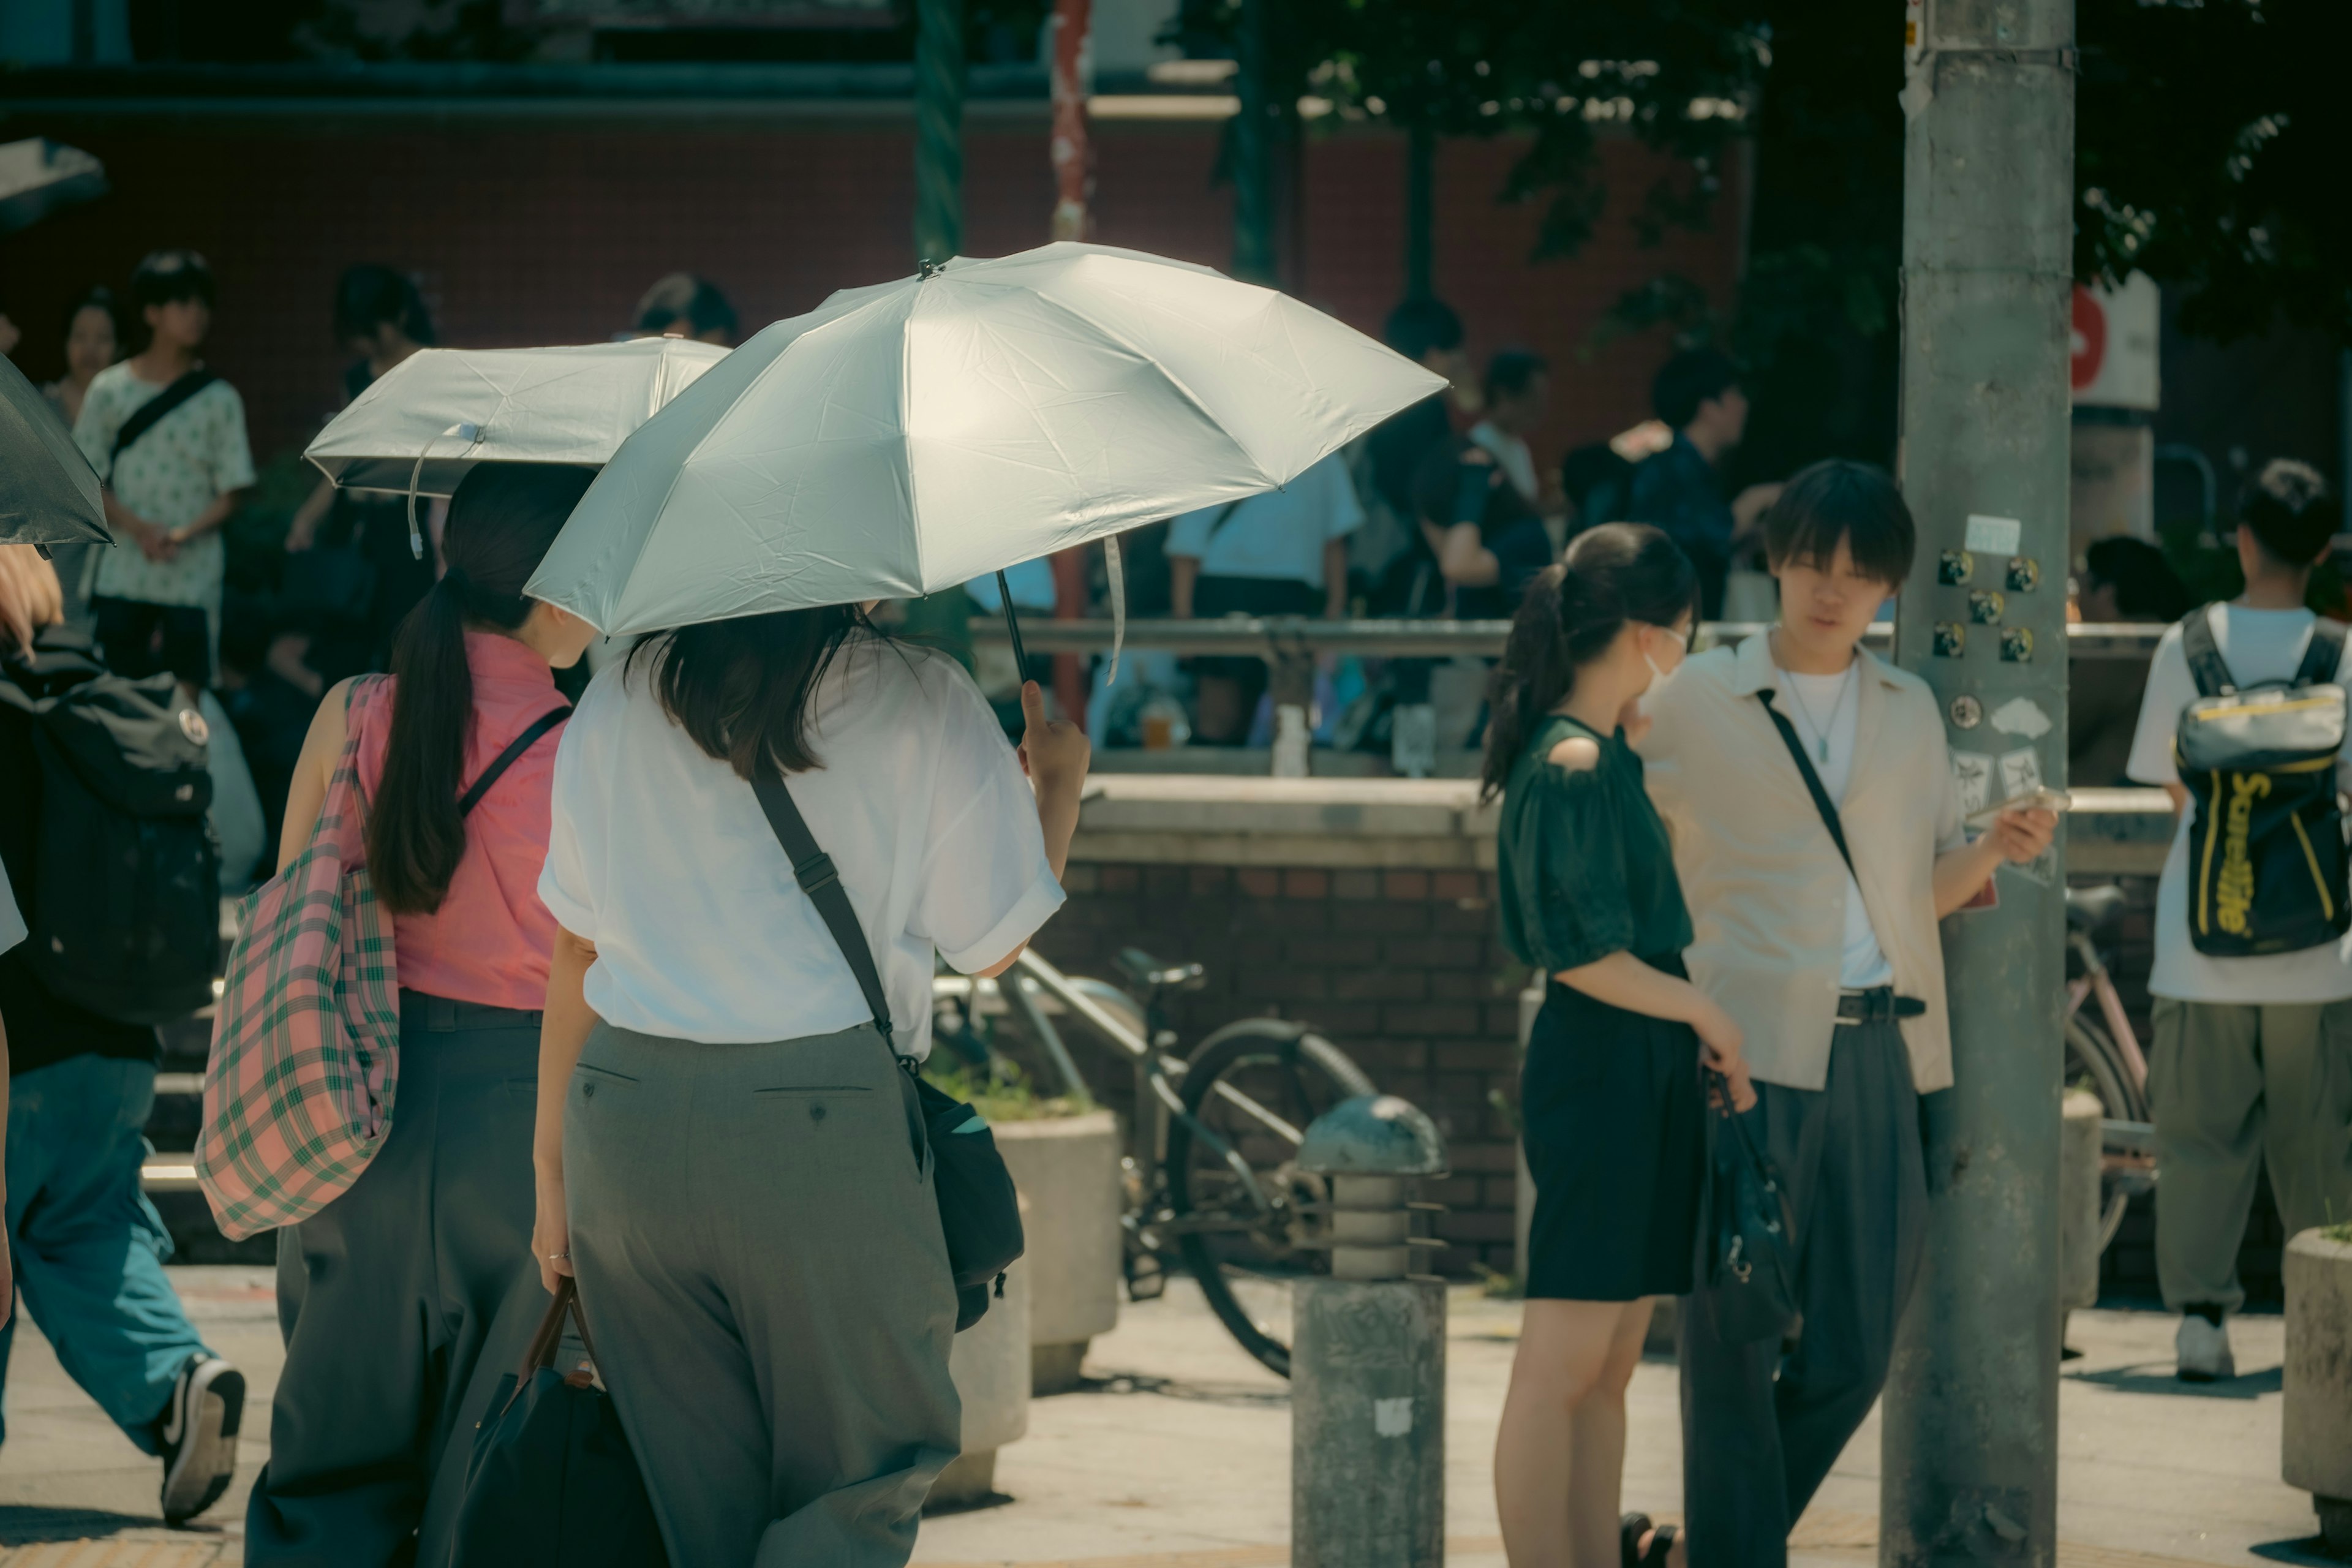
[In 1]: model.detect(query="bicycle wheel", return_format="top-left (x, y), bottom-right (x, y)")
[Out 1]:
top-left (1162, 1019), bottom-right (1376, 1378)
top-left (2064, 1014), bottom-right (2150, 1253)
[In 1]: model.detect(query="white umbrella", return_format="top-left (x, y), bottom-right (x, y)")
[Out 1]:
top-left (306, 337), bottom-right (729, 562)
top-left (526, 243), bottom-right (1445, 639)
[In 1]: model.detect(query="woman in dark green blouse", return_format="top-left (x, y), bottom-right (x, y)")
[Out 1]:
top-left (1481, 524), bottom-right (1756, 1568)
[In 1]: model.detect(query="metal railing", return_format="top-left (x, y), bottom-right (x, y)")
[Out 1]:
top-left (967, 617), bottom-right (2169, 661)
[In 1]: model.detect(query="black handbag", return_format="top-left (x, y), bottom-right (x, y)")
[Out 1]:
top-left (749, 775), bottom-right (1026, 1332)
top-left (1700, 1074), bottom-right (1800, 1343)
top-left (451, 1277), bottom-right (666, 1567)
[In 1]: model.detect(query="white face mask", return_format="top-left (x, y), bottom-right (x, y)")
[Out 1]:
top-left (1645, 652), bottom-right (1675, 685)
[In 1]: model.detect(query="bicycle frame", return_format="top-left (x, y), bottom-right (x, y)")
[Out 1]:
top-left (2065, 928), bottom-right (2151, 1088)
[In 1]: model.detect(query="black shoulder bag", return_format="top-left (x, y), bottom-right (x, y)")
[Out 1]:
top-left (106, 369), bottom-right (220, 476)
top-left (750, 775), bottom-right (1025, 1332)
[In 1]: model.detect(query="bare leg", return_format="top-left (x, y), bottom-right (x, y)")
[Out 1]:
top-left (1567, 1300), bottom-right (1658, 1565)
top-left (1496, 1298), bottom-right (1640, 1567)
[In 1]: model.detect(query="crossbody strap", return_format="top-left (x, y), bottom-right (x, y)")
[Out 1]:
top-left (750, 774), bottom-right (905, 1063)
top-left (107, 369), bottom-right (219, 475)
top-left (2180, 605), bottom-right (2235, 698)
top-left (1755, 690), bottom-right (1857, 881)
top-left (456, 704), bottom-right (570, 817)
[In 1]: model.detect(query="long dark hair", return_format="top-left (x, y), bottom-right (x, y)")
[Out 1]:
top-left (1478, 522), bottom-right (1695, 802)
top-left (365, 463), bottom-right (597, 914)
top-left (628, 606), bottom-right (879, 780)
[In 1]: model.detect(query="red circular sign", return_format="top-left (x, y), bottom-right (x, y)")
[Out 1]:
top-left (2071, 286), bottom-right (2105, 391)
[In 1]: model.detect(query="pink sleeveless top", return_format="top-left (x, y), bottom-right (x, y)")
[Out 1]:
top-left (352, 631), bottom-right (568, 1011)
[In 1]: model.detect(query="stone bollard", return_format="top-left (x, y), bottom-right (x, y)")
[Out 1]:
top-left (993, 1110), bottom-right (1123, 1395)
top-left (2059, 1089), bottom-right (2103, 1324)
top-left (1292, 1095), bottom-right (1448, 1568)
top-left (2283, 1227), bottom-right (2352, 1553)
top-left (930, 1259), bottom-right (1031, 1507)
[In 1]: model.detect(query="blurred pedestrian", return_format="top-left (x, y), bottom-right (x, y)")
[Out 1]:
top-left (531, 606), bottom-right (1087, 1563)
top-left (42, 287), bottom-right (121, 431)
top-left (1167, 452), bottom-right (1360, 744)
top-left (285, 264), bottom-right (441, 683)
top-left (74, 249), bottom-right (255, 685)
top-left (0, 543), bottom-right (246, 1527)
top-left (1425, 349), bottom-right (1557, 619)
top-left (245, 465), bottom-right (601, 1564)
top-left (2124, 459), bottom-right (2352, 1384)
top-left (1484, 526), bottom-right (1751, 1568)
top-left (1621, 349), bottom-right (1781, 619)
top-left (2068, 536), bottom-right (2188, 786)
top-left (633, 272), bottom-right (738, 347)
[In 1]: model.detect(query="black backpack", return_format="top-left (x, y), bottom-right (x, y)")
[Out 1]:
top-left (2173, 607), bottom-right (2352, 957)
top-left (0, 628), bottom-right (221, 1025)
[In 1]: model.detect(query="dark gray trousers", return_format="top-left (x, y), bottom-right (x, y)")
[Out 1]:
top-left (565, 1020), bottom-right (961, 1568)
top-left (246, 993), bottom-right (548, 1568)
top-left (1678, 1020), bottom-right (1928, 1567)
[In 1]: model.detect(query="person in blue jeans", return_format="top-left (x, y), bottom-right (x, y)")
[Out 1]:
top-left (0, 543), bottom-right (244, 1525)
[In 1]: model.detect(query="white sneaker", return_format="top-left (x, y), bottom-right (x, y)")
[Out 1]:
top-left (159, 1352), bottom-right (245, 1523)
top-left (2175, 1313), bottom-right (2235, 1383)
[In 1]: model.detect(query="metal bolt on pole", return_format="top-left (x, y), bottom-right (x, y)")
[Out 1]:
top-left (1883, 1), bottom-right (2076, 1563)
top-left (913, 0), bottom-right (967, 265)
top-left (1292, 1096), bottom-right (1448, 1568)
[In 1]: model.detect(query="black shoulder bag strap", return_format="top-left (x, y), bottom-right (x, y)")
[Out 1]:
top-left (1755, 690), bottom-right (1857, 881)
top-left (2294, 618), bottom-right (2348, 688)
top-left (749, 774), bottom-right (905, 1065)
top-left (107, 369), bottom-right (220, 477)
top-left (2180, 605), bottom-right (2234, 698)
top-left (1203, 499), bottom-right (1246, 540)
top-left (456, 705), bottom-right (570, 817)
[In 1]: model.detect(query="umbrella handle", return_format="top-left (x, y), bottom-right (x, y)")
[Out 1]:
top-left (996, 570), bottom-right (1030, 673)
top-left (407, 421), bottom-right (483, 562)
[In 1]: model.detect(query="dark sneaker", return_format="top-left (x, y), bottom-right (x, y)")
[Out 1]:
top-left (158, 1353), bottom-right (245, 1524)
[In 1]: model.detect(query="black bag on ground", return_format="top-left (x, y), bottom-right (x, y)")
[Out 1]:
top-left (0, 627), bottom-right (219, 1025)
top-left (451, 1277), bottom-right (666, 1568)
top-left (2171, 607), bottom-right (2351, 956)
top-left (1702, 1077), bottom-right (1800, 1344)
top-left (750, 774), bottom-right (1026, 1332)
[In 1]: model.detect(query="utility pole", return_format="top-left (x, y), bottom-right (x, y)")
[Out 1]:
top-left (1230, 0), bottom-right (1275, 284)
top-left (1883, 1), bottom-right (2075, 1563)
top-left (1047, 0), bottom-right (1093, 241)
top-left (913, 0), bottom-right (966, 264)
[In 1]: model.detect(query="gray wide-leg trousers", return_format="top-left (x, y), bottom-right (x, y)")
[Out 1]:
top-left (246, 993), bottom-right (549, 1568)
top-left (564, 1020), bottom-right (962, 1568)
top-left (1678, 1019), bottom-right (1928, 1568)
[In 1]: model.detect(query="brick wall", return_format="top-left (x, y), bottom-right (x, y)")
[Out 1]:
top-left (1039, 861), bottom-right (1528, 1276)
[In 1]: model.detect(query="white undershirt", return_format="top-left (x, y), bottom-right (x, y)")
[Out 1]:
top-left (1781, 666), bottom-right (1896, 989)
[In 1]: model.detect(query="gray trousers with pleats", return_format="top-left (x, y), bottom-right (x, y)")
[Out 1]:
top-left (1677, 1019), bottom-right (1929, 1567)
top-left (564, 1019), bottom-right (962, 1568)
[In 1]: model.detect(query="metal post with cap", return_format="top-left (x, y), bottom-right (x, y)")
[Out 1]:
top-left (1290, 1094), bottom-right (1448, 1568)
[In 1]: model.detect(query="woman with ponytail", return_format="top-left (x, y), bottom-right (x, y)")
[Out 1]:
top-left (1482, 523), bottom-right (1754, 1568)
top-left (245, 464), bottom-right (601, 1566)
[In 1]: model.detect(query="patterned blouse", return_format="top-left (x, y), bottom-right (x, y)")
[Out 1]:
top-left (72, 362), bottom-right (255, 613)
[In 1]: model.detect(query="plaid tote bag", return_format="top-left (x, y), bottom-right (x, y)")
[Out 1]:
top-left (198, 676), bottom-right (402, 1240)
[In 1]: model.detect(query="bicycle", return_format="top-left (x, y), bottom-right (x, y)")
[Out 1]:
top-left (930, 945), bottom-right (1378, 1378)
top-left (2061, 883), bottom-right (2158, 1254)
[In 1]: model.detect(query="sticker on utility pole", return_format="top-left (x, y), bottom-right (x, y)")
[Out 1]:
top-left (1964, 514), bottom-right (2023, 557)
top-left (1951, 750), bottom-right (1995, 818)
top-left (1999, 747), bottom-right (2044, 801)
top-left (1374, 1397), bottom-right (1414, 1438)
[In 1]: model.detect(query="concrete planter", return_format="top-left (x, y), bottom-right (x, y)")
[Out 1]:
top-left (2283, 1227), bottom-right (2352, 1553)
top-left (994, 1109), bottom-right (1123, 1394)
top-left (930, 1259), bottom-right (1031, 1507)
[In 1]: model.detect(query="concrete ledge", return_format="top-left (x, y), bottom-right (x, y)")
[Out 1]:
top-left (1072, 775), bottom-right (2174, 875)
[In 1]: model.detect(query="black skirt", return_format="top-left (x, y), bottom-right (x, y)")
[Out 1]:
top-left (1521, 961), bottom-right (1708, 1301)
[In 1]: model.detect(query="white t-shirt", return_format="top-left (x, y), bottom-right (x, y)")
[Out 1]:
top-left (1468, 421), bottom-right (1540, 506)
top-left (2126, 603), bottom-right (2352, 1004)
top-left (540, 635), bottom-right (1066, 1054)
top-left (1779, 665), bottom-right (1896, 989)
top-left (1164, 454), bottom-right (1364, 587)
top-left (0, 858), bottom-right (24, 956)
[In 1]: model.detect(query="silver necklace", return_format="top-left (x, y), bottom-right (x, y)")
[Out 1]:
top-left (1779, 660), bottom-right (1857, 764)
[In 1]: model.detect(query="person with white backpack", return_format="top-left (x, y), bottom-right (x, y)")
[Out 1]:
top-left (2124, 458), bottom-right (2352, 1382)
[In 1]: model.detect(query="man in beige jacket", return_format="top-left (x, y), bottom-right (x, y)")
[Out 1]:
top-left (1640, 461), bottom-right (2054, 1566)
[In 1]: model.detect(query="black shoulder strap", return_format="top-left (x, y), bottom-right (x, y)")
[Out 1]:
top-left (2180, 606), bottom-right (2234, 698)
top-left (1204, 499), bottom-right (1246, 540)
top-left (108, 369), bottom-right (220, 472)
top-left (456, 704), bottom-right (569, 817)
top-left (750, 774), bottom-right (903, 1060)
top-left (2294, 618), bottom-right (2348, 688)
top-left (1756, 690), bottom-right (1856, 880)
